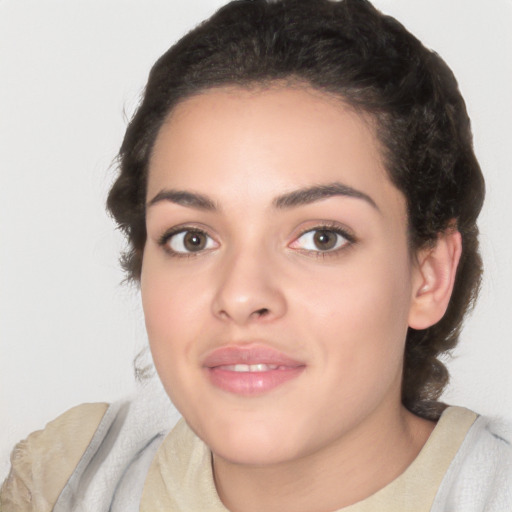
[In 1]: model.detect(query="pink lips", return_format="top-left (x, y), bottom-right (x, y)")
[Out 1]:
top-left (202, 344), bottom-right (305, 396)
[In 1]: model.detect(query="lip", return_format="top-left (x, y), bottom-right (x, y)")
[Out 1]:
top-left (202, 344), bottom-right (305, 396)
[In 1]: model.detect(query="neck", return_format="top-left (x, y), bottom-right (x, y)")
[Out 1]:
top-left (213, 403), bottom-right (435, 512)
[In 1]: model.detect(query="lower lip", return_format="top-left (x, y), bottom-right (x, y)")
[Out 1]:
top-left (206, 366), bottom-right (305, 396)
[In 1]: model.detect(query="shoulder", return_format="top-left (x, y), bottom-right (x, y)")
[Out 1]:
top-left (462, 412), bottom-right (512, 472)
top-left (432, 407), bottom-right (512, 511)
top-left (0, 402), bottom-right (109, 512)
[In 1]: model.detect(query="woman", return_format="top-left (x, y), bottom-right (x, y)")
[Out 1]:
top-left (2, 0), bottom-right (511, 510)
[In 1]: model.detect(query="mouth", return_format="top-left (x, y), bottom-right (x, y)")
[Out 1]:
top-left (216, 363), bottom-right (287, 372)
top-left (202, 344), bottom-right (305, 396)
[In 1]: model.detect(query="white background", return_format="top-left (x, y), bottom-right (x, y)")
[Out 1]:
top-left (1, 0), bottom-right (511, 481)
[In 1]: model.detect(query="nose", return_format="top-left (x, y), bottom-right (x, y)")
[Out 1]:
top-left (212, 246), bottom-right (287, 325)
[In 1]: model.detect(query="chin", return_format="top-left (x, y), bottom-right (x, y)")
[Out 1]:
top-left (200, 414), bottom-right (308, 466)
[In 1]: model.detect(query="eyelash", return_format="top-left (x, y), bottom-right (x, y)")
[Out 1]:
top-left (291, 222), bottom-right (356, 258)
top-left (157, 222), bottom-right (356, 259)
top-left (158, 226), bottom-right (217, 259)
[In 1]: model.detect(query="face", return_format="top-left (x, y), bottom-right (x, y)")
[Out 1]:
top-left (141, 86), bottom-right (421, 466)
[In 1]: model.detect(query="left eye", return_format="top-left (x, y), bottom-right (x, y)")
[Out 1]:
top-left (291, 229), bottom-right (349, 252)
top-left (166, 229), bottom-right (217, 254)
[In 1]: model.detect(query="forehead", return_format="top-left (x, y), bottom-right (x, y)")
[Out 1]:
top-left (147, 85), bottom-right (402, 215)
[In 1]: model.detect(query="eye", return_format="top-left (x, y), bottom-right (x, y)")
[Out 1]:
top-left (161, 228), bottom-right (217, 255)
top-left (290, 227), bottom-right (352, 253)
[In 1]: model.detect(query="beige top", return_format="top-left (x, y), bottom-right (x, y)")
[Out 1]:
top-left (1, 403), bottom-right (109, 512)
top-left (1, 405), bottom-right (477, 511)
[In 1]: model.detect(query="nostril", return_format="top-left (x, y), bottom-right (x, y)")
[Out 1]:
top-left (254, 308), bottom-right (270, 317)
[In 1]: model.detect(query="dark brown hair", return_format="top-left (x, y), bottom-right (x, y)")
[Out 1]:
top-left (107, 0), bottom-right (485, 419)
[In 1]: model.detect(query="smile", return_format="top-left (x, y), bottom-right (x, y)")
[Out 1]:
top-left (217, 363), bottom-right (284, 372)
top-left (202, 344), bottom-right (305, 395)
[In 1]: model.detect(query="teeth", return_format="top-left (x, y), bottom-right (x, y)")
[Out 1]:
top-left (222, 364), bottom-right (279, 372)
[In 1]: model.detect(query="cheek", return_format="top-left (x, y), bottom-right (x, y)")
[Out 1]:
top-left (140, 254), bottom-right (210, 374)
top-left (294, 245), bottom-right (413, 374)
top-left (142, 250), bottom-right (207, 324)
top-left (140, 258), bottom-right (213, 417)
top-left (299, 246), bottom-right (411, 326)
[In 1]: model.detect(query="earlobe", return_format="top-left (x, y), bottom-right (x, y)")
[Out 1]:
top-left (408, 228), bottom-right (462, 330)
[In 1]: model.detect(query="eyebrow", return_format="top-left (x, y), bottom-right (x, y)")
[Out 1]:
top-left (273, 182), bottom-right (379, 211)
top-left (147, 189), bottom-right (217, 211)
top-left (147, 181), bottom-right (378, 212)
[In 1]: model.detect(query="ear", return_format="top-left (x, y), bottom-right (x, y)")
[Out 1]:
top-left (408, 228), bottom-right (462, 330)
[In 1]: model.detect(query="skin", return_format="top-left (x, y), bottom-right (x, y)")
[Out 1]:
top-left (141, 85), bottom-right (457, 511)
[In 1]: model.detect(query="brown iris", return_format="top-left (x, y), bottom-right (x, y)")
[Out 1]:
top-left (313, 230), bottom-right (338, 250)
top-left (183, 231), bottom-right (207, 252)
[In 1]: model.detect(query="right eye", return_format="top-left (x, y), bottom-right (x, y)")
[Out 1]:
top-left (161, 229), bottom-right (218, 255)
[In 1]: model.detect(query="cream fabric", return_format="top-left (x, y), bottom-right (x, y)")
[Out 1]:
top-left (140, 407), bottom-right (477, 511)
top-left (0, 403), bottom-right (108, 512)
top-left (430, 413), bottom-right (512, 511)
top-left (1, 403), bottom-right (479, 511)
top-left (338, 407), bottom-right (477, 511)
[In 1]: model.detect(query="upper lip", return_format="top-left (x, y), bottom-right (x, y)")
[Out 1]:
top-left (202, 343), bottom-right (305, 368)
